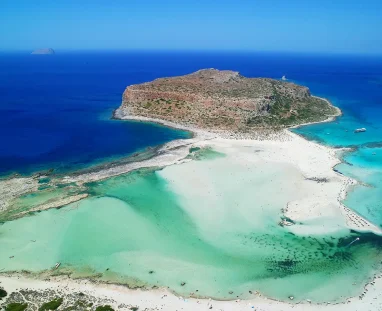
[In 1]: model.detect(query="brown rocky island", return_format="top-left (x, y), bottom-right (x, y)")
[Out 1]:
top-left (115, 69), bottom-right (339, 135)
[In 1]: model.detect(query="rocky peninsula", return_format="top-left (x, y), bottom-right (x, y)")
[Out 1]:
top-left (115, 69), bottom-right (339, 136)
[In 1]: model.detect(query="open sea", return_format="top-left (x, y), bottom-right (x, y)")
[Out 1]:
top-left (0, 51), bottom-right (382, 302)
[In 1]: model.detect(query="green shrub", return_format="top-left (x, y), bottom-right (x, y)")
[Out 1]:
top-left (95, 306), bottom-right (115, 311)
top-left (5, 303), bottom-right (28, 311)
top-left (38, 298), bottom-right (63, 311)
top-left (0, 288), bottom-right (7, 299)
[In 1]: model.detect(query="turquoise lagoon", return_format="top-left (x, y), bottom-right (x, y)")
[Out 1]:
top-left (336, 148), bottom-right (382, 227)
top-left (1, 151), bottom-right (382, 303)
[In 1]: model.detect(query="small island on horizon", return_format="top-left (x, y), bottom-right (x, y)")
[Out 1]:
top-left (31, 48), bottom-right (55, 55)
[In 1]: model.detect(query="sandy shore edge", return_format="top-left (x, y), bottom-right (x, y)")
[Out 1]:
top-left (1, 270), bottom-right (382, 311)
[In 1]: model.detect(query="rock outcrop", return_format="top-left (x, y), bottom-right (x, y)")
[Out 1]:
top-left (116, 69), bottom-right (338, 133)
top-left (31, 48), bottom-right (55, 55)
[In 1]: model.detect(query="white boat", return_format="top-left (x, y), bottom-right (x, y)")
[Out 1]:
top-left (281, 75), bottom-right (287, 81)
top-left (354, 128), bottom-right (366, 133)
top-left (279, 219), bottom-right (294, 227)
top-left (54, 262), bottom-right (61, 269)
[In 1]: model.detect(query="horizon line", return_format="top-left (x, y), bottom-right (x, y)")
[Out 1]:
top-left (1, 48), bottom-right (382, 58)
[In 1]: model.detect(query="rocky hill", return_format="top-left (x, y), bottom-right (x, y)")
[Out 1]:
top-left (115, 69), bottom-right (339, 133)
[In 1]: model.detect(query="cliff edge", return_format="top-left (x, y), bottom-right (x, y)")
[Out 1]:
top-left (115, 69), bottom-right (339, 133)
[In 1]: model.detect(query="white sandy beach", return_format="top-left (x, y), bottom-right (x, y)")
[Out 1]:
top-left (81, 111), bottom-right (382, 233)
top-left (86, 110), bottom-right (382, 234)
top-left (1, 272), bottom-right (382, 311)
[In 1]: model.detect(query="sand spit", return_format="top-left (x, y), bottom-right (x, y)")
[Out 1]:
top-left (170, 131), bottom-right (380, 235)
top-left (14, 193), bottom-right (89, 218)
top-left (1, 115), bottom-right (380, 234)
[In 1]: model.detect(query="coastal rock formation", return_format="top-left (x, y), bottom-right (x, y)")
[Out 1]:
top-left (116, 69), bottom-right (339, 133)
top-left (31, 48), bottom-right (55, 55)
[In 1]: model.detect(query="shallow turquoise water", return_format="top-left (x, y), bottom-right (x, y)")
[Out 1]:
top-left (335, 148), bottom-right (382, 227)
top-left (1, 160), bottom-right (382, 303)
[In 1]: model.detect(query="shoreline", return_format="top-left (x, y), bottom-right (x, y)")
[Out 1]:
top-left (289, 95), bottom-right (343, 129)
top-left (1, 262), bottom-right (382, 311)
top-left (286, 130), bottom-right (380, 234)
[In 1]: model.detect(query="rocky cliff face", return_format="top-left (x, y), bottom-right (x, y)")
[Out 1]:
top-left (116, 69), bottom-right (337, 132)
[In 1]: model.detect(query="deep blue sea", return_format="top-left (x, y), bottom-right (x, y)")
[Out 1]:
top-left (0, 51), bottom-right (381, 226)
top-left (0, 52), bottom-right (192, 176)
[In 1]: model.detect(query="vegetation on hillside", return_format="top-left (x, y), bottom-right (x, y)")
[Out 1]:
top-left (118, 69), bottom-right (338, 133)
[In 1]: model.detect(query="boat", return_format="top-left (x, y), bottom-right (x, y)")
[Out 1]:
top-left (354, 128), bottom-right (366, 133)
top-left (279, 219), bottom-right (294, 227)
top-left (281, 75), bottom-right (287, 81)
top-left (54, 262), bottom-right (61, 269)
top-left (347, 237), bottom-right (360, 247)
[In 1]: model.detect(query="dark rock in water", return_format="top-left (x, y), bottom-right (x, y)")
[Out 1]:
top-left (31, 48), bottom-right (55, 55)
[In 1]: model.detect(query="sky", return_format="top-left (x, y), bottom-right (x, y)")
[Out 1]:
top-left (1, 0), bottom-right (382, 54)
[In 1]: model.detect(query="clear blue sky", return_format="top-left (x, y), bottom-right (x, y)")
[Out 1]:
top-left (1, 0), bottom-right (381, 54)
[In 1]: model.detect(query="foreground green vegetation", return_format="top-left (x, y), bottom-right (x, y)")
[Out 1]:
top-left (4, 303), bottom-right (28, 311)
top-left (0, 288), bottom-right (139, 311)
top-left (38, 298), bottom-right (63, 311)
top-left (0, 288), bottom-right (7, 300)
